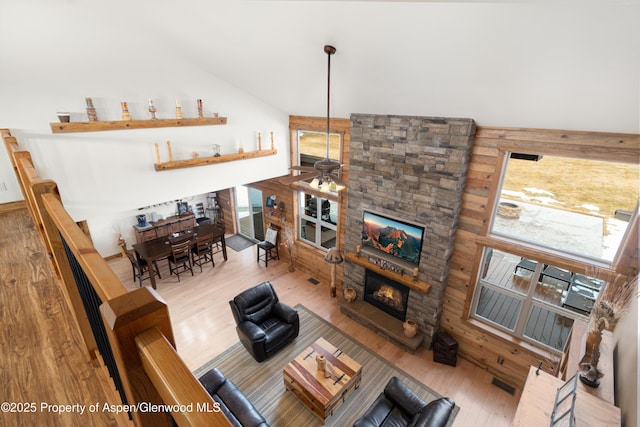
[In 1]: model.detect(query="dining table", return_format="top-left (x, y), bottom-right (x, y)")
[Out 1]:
top-left (132, 222), bottom-right (227, 289)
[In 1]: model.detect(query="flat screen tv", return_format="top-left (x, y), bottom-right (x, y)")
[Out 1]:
top-left (361, 211), bottom-right (424, 266)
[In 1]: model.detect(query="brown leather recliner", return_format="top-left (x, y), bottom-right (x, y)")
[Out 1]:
top-left (229, 281), bottom-right (299, 362)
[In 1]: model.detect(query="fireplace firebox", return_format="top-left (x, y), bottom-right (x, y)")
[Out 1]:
top-left (364, 269), bottom-right (409, 321)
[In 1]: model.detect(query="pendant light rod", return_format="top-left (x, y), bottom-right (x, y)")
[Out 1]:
top-left (324, 45), bottom-right (336, 160)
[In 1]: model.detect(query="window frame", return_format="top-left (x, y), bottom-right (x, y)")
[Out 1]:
top-left (288, 116), bottom-right (349, 254)
top-left (468, 141), bottom-right (638, 353)
top-left (298, 192), bottom-right (338, 251)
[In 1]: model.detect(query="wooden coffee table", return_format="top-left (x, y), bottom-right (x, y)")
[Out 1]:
top-left (283, 337), bottom-right (362, 424)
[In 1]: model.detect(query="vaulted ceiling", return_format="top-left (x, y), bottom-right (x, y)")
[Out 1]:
top-left (2, 0), bottom-right (639, 133)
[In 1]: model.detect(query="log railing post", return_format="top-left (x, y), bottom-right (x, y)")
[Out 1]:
top-left (100, 287), bottom-right (176, 427)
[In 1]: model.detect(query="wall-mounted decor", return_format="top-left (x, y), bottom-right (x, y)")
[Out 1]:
top-left (177, 202), bottom-right (189, 215)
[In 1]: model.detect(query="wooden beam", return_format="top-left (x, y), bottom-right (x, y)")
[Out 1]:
top-left (344, 252), bottom-right (430, 293)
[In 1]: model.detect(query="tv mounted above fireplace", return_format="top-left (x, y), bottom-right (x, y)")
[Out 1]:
top-left (361, 211), bottom-right (424, 266)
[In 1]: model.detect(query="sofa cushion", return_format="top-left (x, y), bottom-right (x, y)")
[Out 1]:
top-left (383, 377), bottom-right (427, 415)
top-left (199, 368), bottom-right (269, 427)
top-left (353, 377), bottom-right (454, 427)
top-left (260, 318), bottom-right (296, 353)
top-left (411, 398), bottom-right (455, 427)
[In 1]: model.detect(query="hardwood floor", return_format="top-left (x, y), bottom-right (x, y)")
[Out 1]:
top-left (2, 208), bottom-right (520, 426)
top-left (0, 208), bottom-right (124, 426)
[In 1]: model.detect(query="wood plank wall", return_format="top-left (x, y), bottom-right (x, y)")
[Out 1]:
top-left (248, 116), bottom-right (350, 288)
top-left (442, 126), bottom-right (640, 390)
top-left (218, 121), bottom-right (638, 391)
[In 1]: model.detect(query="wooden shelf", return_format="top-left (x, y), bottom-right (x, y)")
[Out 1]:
top-left (154, 148), bottom-right (277, 172)
top-left (344, 252), bottom-right (431, 293)
top-left (50, 117), bottom-right (227, 133)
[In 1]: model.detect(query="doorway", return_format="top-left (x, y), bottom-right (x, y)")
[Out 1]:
top-left (235, 185), bottom-right (265, 242)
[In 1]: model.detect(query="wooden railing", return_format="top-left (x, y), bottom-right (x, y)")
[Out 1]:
top-left (2, 129), bottom-right (230, 426)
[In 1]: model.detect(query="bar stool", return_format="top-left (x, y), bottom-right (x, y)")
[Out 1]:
top-left (257, 224), bottom-right (280, 267)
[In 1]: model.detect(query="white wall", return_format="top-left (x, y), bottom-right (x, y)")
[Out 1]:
top-left (613, 279), bottom-right (639, 427)
top-left (0, 1), bottom-right (290, 256)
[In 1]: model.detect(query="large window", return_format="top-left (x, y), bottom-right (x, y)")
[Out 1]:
top-left (472, 248), bottom-right (608, 351)
top-left (471, 152), bottom-right (638, 353)
top-left (299, 192), bottom-right (338, 250)
top-left (294, 127), bottom-right (342, 249)
top-left (492, 155), bottom-right (638, 262)
top-left (298, 130), bottom-right (341, 170)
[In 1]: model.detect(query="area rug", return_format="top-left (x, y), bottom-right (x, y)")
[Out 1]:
top-left (194, 304), bottom-right (459, 426)
top-left (225, 234), bottom-right (256, 252)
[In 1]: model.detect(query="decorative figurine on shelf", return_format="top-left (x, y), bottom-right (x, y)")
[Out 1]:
top-left (270, 131), bottom-right (275, 150)
top-left (257, 132), bottom-right (262, 151)
top-left (85, 97), bottom-right (98, 122)
top-left (175, 100), bottom-right (183, 120)
top-left (212, 144), bottom-right (221, 157)
top-left (154, 143), bottom-right (160, 164)
top-left (148, 98), bottom-right (157, 120)
top-left (121, 101), bottom-right (132, 121)
top-left (197, 98), bottom-right (203, 118)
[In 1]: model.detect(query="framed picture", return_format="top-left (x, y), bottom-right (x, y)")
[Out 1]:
top-left (177, 202), bottom-right (189, 215)
top-left (266, 195), bottom-right (276, 207)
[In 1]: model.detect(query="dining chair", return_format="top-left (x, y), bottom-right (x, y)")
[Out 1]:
top-left (168, 237), bottom-right (194, 281)
top-left (257, 224), bottom-right (280, 267)
top-left (125, 250), bottom-right (161, 287)
top-left (191, 233), bottom-right (215, 272)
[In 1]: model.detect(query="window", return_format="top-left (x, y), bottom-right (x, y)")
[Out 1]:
top-left (298, 130), bottom-right (341, 170)
top-left (299, 192), bottom-right (337, 250)
top-left (471, 152), bottom-right (638, 353)
top-left (492, 155), bottom-right (638, 262)
top-left (472, 248), bottom-right (609, 351)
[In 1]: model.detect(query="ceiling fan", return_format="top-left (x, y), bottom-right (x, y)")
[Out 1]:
top-left (280, 45), bottom-right (346, 192)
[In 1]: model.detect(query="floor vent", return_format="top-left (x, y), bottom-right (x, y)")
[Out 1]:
top-left (491, 377), bottom-right (516, 395)
top-left (308, 277), bottom-right (320, 285)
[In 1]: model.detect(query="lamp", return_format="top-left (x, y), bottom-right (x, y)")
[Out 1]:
top-left (324, 247), bottom-right (344, 298)
top-left (310, 178), bottom-right (320, 189)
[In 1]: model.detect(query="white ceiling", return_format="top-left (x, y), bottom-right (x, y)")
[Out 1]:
top-left (2, 0), bottom-right (639, 133)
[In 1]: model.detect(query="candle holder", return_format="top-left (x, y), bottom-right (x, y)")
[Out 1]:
top-left (212, 144), bottom-right (221, 157)
top-left (121, 102), bottom-right (132, 121)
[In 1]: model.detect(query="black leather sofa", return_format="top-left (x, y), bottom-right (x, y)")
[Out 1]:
top-left (199, 367), bottom-right (269, 427)
top-left (229, 281), bottom-right (299, 362)
top-left (353, 377), bottom-right (455, 427)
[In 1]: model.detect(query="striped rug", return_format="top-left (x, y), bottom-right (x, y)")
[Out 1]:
top-left (194, 304), bottom-right (459, 426)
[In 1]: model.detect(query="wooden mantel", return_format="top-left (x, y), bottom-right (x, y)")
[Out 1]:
top-left (344, 252), bottom-right (431, 293)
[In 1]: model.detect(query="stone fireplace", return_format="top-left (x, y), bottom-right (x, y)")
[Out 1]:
top-left (340, 114), bottom-right (475, 349)
top-left (364, 270), bottom-right (410, 321)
